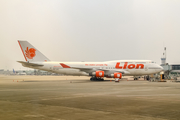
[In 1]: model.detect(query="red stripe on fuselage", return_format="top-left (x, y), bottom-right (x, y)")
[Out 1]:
top-left (60, 63), bottom-right (71, 68)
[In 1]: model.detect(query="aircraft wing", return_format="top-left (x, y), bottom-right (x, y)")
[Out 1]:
top-left (17, 61), bottom-right (44, 67)
top-left (60, 63), bottom-right (129, 74)
top-left (73, 67), bottom-right (130, 74)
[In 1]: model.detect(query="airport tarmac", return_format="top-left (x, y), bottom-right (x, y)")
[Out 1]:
top-left (0, 75), bottom-right (180, 120)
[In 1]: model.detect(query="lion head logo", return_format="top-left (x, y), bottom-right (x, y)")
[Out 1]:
top-left (25, 47), bottom-right (36, 59)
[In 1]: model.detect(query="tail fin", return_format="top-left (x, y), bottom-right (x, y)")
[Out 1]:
top-left (13, 69), bottom-right (16, 74)
top-left (18, 40), bottom-right (50, 62)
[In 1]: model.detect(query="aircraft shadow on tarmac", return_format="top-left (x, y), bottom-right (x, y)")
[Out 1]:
top-left (74, 80), bottom-right (115, 83)
top-left (22, 80), bottom-right (114, 83)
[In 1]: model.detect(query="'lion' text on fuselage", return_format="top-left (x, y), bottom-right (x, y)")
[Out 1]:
top-left (115, 62), bottom-right (144, 69)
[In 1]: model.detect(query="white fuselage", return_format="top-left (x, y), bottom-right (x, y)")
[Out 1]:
top-left (17, 41), bottom-right (163, 79)
top-left (22, 60), bottom-right (163, 77)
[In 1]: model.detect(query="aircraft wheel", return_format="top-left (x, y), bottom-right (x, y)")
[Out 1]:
top-left (100, 78), bottom-right (104, 81)
top-left (90, 77), bottom-right (95, 81)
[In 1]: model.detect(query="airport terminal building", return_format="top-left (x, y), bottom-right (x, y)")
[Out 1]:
top-left (162, 64), bottom-right (180, 74)
top-left (161, 47), bottom-right (180, 74)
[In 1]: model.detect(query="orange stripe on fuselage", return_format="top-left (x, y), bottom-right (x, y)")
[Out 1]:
top-left (60, 63), bottom-right (71, 68)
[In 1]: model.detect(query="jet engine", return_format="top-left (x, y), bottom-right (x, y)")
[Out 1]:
top-left (95, 71), bottom-right (104, 77)
top-left (90, 71), bottom-right (104, 77)
top-left (111, 73), bottom-right (122, 79)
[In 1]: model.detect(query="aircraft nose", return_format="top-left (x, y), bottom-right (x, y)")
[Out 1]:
top-left (158, 66), bottom-right (164, 72)
top-left (154, 65), bottom-right (164, 72)
top-left (161, 66), bottom-right (164, 70)
top-left (160, 66), bottom-right (164, 71)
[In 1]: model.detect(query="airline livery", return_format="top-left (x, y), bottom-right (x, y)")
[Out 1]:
top-left (18, 41), bottom-right (163, 81)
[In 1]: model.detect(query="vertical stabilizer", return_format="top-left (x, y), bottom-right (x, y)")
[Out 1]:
top-left (18, 40), bottom-right (50, 62)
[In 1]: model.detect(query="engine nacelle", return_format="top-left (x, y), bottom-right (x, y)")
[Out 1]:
top-left (95, 71), bottom-right (104, 77)
top-left (111, 73), bottom-right (122, 79)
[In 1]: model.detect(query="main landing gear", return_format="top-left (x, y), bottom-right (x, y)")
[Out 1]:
top-left (134, 76), bottom-right (141, 80)
top-left (134, 78), bottom-right (138, 80)
top-left (90, 77), bottom-right (104, 81)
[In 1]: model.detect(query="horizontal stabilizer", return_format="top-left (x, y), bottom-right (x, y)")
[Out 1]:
top-left (17, 61), bottom-right (44, 67)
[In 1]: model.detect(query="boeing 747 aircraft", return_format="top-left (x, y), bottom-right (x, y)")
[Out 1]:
top-left (17, 41), bottom-right (163, 81)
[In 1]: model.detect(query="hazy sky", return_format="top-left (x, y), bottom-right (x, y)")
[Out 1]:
top-left (0, 0), bottom-right (180, 70)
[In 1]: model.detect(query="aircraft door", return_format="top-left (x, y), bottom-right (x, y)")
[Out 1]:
top-left (50, 67), bottom-right (52, 71)
top-left (145, 65), bottom-right (148, 71)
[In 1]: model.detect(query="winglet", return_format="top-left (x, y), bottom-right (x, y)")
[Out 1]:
top-left (60, 63), bottom-right (71, 68)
